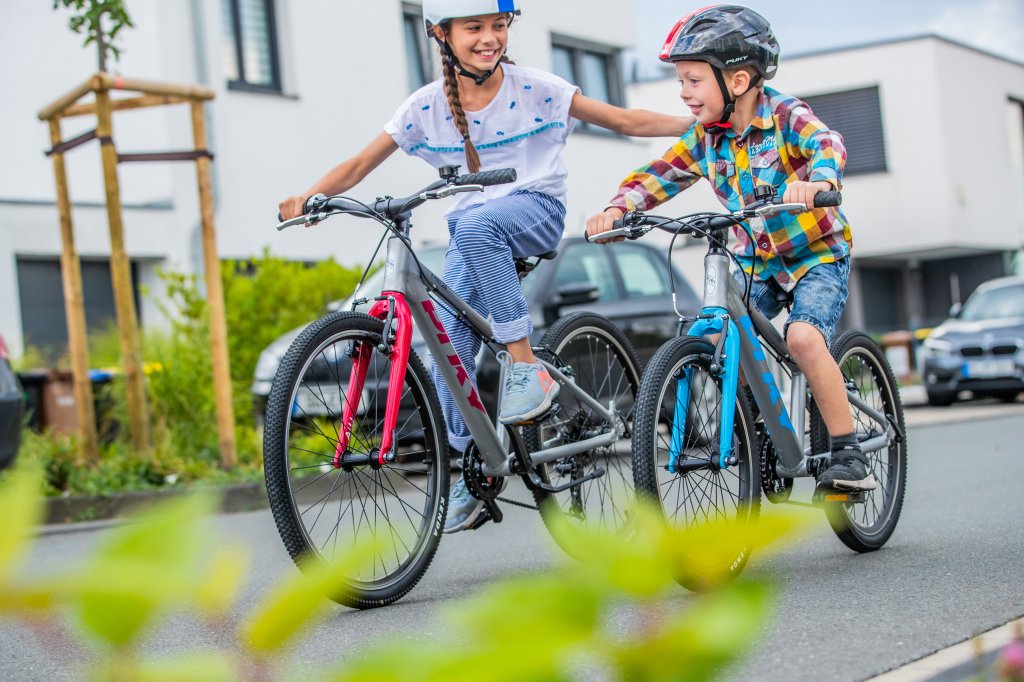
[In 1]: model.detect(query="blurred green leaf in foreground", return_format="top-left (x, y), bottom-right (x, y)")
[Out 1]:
top-left (0, 462), bottom-right (814, 681)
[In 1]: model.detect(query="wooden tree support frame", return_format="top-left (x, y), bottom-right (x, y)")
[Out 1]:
top-left (37, 73), bottom-right (237, 469)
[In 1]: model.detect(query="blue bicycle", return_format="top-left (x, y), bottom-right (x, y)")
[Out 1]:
top-left (590, 187), bottom-right (908, 588)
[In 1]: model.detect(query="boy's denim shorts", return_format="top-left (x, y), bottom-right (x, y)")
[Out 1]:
top-left (731, 258), bottom-right (850, 345)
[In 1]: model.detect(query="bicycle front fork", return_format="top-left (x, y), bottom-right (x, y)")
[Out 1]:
top-left (333, 293), bottom-right (412, 467)
top-left (668, 308), bottom-right (741, 473)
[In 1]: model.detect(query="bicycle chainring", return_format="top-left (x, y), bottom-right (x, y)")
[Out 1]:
top-left (758, 426), bottom-right (793, 503)
top-left (462, 442), bottom-right (503, 502)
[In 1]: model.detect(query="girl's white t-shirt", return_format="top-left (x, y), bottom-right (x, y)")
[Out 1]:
top-left (384, 63), bottom-right (580, 216)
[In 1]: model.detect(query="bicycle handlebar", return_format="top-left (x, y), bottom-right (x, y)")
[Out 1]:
top-left (453, 168), bottom-right (518, 187)
top-left (276, 167), bottom-right (519, 230)
top-left (585, 189), bottom-right (842, 243)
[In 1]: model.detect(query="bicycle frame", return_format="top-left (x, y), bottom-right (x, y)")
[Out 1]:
top-left (338, 219), bottom-right (626, 478)
top-left (671, 248), bottom-right (897, 479)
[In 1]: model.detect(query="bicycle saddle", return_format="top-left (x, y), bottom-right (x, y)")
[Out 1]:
top-left (514, 250), bottom-right (558, 281)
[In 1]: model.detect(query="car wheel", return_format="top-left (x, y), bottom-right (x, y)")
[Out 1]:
top-left (926, 390), bottom-right (956, 407)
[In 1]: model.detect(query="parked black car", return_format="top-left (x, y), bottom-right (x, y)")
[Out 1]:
top-left (920, 275), bottom-right (1024, 406)
top-left (250, 237), bottom-right (700, 422)
top-left (0, 334), bottom-right (25, 472)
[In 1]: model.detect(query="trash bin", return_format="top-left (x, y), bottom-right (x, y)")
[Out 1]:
top-left (41, 369), bottom-right (78, 436)
top-left (26, 369), bottom-right (120, 441)
top-left (880, 331), bottom-right (916, 385)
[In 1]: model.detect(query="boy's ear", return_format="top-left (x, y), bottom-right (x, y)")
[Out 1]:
top-left (729, 69), bottom-right (751, 97)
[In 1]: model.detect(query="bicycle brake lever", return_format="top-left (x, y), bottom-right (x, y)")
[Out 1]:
top-left (419, 184), bottom-right (484, 200)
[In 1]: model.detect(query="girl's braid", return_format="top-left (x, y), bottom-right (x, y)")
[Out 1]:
top-left (440, 48), bottom-right (482, 173)
top-left (435, 16), bottom-right (515, 175)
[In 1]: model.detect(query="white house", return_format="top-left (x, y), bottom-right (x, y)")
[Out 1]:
top-left (3, 2), bottom-right (1022, 358)
top-left (627, 35), bottom-right (1024, 333)
top-left (1, 0), bottom-right (667, 357)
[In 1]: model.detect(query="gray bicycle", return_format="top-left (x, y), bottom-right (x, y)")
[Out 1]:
top-left (264, 166), bottom-right (641, 608)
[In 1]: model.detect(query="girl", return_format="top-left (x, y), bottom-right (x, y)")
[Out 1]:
top-left (279, 0), bottom-right (691, 532)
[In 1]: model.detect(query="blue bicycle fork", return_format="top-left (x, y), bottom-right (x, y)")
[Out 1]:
top-left (668, 307), bottom-right (741, 473)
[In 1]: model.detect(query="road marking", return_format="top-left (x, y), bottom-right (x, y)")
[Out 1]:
top-left (868, 616), bottom-right (1024, 681)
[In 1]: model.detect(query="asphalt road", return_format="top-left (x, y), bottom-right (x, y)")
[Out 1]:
top-left (2, 400), bottom-right (1022, 681)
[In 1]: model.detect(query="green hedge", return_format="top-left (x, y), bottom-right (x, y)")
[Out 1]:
top-left (17, 250), bottom-right (369, 497)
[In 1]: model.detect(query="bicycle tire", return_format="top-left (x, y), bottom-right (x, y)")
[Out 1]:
top-left (809, 331), bottom-right (907, 552)
top-left (631, 335), bottom-right (761, 590)
top-left (521, 312), bottom-right (642, 555)
top-left (263, 312), bottom-right (449, 608)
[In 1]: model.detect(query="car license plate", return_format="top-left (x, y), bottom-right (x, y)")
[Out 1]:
top-left (293, 383), bottom-right (357, 417)
top-left (962, 359), bottom-right (1016, 378)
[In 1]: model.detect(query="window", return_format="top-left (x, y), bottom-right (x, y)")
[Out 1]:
top-left (403, 3), bottom-right (435, 92)
top-left (610, 245), bottom-right (670, 297)
top-left (16, 257), bottom-right (141, 362)
top-left (221, 0), bottom-right (282, 92)
top-left (551, 35), bottom-right (624, 131)
top-left (554, 245), bottom-right (620, 301)
top-left (800, 86), bottom-right (887, 175)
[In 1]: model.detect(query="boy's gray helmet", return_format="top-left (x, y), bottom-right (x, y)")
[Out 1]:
top-left (660, 5), bottom-right (779, 126)
top-left (659, 5), bottom-right (779, 81)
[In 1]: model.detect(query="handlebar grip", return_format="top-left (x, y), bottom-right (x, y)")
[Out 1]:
top-left (454, 168), bottom-right (518, 187)
top-left (813, 190), bottom-right (842, 208)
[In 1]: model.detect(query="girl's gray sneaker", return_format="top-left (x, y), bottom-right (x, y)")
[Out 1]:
top-left (496, 351), bottom-right (559, 425)
top-left (443, 476), bottom-right (484, 533)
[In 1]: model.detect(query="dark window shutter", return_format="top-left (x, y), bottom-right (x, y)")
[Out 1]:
top-left (801, 86), bottom-right (887, 176)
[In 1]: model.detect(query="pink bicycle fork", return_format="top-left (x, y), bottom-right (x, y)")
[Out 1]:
top-left (332, 293), bottom-right (412, 467)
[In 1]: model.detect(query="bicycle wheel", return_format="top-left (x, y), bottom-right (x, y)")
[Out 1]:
top-left (632, 335), bottom-right (760, 589)
top-left (522, 312), bottom-right (641, 552)
top-left (263, 312), bottom-right (449, 608)
top-left (810, 331), bottom-right (907, 552)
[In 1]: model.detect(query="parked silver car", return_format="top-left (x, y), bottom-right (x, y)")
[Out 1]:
top-left (920, 275), bottom-right (1024, 406)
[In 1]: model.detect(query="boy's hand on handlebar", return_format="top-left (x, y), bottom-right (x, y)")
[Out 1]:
top-left (278, 193), bottom-right (312, 222)
top-left (585, 207), bottom-right (625, 244)
top-left (783, 181), bottom-right (834, 211)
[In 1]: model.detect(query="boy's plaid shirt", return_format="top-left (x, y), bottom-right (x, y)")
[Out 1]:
top-left (608, 86), bottom-right (853, 290)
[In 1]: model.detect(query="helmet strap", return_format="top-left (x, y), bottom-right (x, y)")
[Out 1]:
top-left (711, 66), bottom-right (736, 125)
top-left (709, 65), bottom-right (759, 127)
top-left (437, 38), bottom-right (501, 86)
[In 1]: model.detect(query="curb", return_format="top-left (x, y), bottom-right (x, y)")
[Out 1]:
top-left (40, 480), bottom-right (268, 534)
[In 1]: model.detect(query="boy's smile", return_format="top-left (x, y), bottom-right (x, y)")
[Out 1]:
top-left (675, 61), bottom-right (725, 125)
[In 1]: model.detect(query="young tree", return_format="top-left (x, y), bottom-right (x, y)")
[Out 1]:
top-left (52, 0), bottom-right (134, 73)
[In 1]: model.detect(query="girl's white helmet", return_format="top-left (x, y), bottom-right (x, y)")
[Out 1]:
top-left (423, 0), bottom-right (520, 28)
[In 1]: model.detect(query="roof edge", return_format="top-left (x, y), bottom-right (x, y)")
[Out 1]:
top-left (785, 33), bottom-right (1024, 69)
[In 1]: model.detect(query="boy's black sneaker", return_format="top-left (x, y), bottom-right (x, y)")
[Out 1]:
top-left (817, 443), bottom-right (877, 491)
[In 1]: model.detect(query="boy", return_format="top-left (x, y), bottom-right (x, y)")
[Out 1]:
top-left (585, 5), bottom-right (875, 491)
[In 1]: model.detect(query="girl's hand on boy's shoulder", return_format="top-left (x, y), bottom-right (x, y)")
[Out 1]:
top-left (585, 207), bottom-right (625, 244)
top-left (783, 180), bottom-right (833, 210)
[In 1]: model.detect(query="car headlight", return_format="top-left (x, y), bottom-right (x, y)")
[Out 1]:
top-left (922, 337), bottom-right (954, 357)
top-left (254, 348), bottom-right (284, 381)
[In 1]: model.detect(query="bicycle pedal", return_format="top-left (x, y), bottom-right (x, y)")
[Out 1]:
top-left (812, 486), bottom-right (867, 505)
top-left (467, 499), bottom-right (503, 530)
